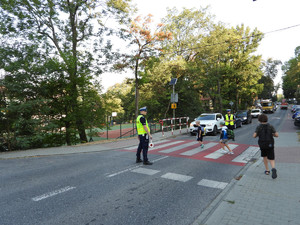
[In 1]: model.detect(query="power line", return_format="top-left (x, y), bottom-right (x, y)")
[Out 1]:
top-left (264, 24), bottom-right (300, 35)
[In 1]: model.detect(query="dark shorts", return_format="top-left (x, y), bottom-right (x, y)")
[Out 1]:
top-left (260, 148), bottom-right (275, 160)
top-left (197, 136), bottom-right (203, 142)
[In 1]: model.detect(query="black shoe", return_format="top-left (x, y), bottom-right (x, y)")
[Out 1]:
top-left (136, 159), bottom-right (143, 163)
top-left (143, 161), bottom-right (153, 165)
top-left (271, 168), bottom-right (277, 179)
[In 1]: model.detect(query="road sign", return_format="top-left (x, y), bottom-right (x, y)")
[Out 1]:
top-left (229, 101), bottom-right (234, 106)
top-left (171, 103), bottom-right (177, 109)
top-left (171, 93), bottom-right (178, 102)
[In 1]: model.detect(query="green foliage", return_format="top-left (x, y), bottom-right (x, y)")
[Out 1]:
top-left (282, 46), bottom-right (300, 101)
top-left (0, 0), bottom-right (131, 149)
top-left (258, 58), bottom-right (282, 100)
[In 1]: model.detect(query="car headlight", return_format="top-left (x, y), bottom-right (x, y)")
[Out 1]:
top-left (206, 123), bottom-right (212, 127)
top-left (190, 123), bottom-right (194, 128)
top-left (243, 117), bottom-right (247, 120)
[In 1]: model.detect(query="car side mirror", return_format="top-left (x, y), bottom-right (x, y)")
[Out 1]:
top-left (217, 118), bottom-right (220, 121)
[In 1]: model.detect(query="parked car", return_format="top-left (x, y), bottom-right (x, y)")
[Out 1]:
top-left (234, 117), bottom-right (243, 129)
top-left (189, 113), bottom-right (224, 136)
top-left (291, 105), bottom-right (300, 113)
top-left (294, 114), bottom-right (300, 127)
top-left (235, 110), bottom-right (252, 124)
top-left (251, 108), bottom-right (262, 118)
top-left (292, 108), bottom-right (300, 119)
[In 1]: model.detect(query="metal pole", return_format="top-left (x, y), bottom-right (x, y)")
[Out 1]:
top-left (173, 84), bottom-right (175, 119)
top-left (106, 115), bottom-right (109, 140)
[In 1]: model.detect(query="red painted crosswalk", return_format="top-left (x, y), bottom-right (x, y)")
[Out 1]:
top-left (121, 139), bottom-right (259, 166)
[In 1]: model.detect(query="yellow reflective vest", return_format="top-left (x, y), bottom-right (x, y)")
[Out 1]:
top-left (136, 115), bottom-right (150, 135)
top-left (225, 114), bottom-right (234, 126)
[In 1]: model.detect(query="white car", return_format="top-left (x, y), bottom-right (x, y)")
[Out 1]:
top-left (189, 113), bottom-right (224, 136)
top-left (251, 108), bottom-right (262, 118)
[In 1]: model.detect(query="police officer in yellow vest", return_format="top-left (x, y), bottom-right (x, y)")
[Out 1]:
top-left (225, 109), bottom-right (235, 132)
top-left (136, 106), bottom-right (153, 165)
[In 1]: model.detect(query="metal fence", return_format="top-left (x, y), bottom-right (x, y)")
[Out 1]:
top-left (87, 117), bottom-right (189, 142)
top-left (87, 121), bottom-right (163, 142)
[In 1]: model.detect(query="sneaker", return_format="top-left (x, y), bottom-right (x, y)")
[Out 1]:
top-left (143, 161), bottom-right (153, 165)
top-left (271, 168), bottom-right (277, 179)
top-left (201, 144), bottom-right (204, 149)
top-left (220, 150), bottom-right (228, 153)
top-left (136, 159), bottom-right (143, 163)
top-left (228, 151), bottom-right (234, 155)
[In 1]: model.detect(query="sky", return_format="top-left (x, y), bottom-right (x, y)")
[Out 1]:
top-left (101, 0), bottom-right (300, 92)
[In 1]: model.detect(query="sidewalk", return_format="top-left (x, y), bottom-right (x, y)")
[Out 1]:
top-left (0, 128), bottom-right (185, 159)
top-left (193, 130), bottom-right (300, 225)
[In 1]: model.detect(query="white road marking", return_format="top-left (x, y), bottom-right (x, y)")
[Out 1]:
top-left (131, 168), bottom-right (160, 175)
top-left (106, 156), bottom-right (168, 178)
top-left (232, 146), bottom-right (260, 163)
top-left (107, 165), bottom-right (141, 177)
top-left (124, 139), bottom-right (170, 150)
top-left (159, 142), bottom-right (197, 153)
top-left (180, 142), bottom-right (218, 156)
top-left (204, 144), bottom-right (238, 159)
top-left (32, 186), bottom-right (76, 202)
top-left (150, 140), bottom-right (185, 151)
top-left (197, 179), bottom-right (228, 189)
top-left (152, 156), bottom-right (169, 162)
top-left (161, 172), bottom-right (193, 182)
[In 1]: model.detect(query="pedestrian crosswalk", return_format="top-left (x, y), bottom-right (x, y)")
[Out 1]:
top-left (129, 167), bottom-right (228, 189)
top-left (122, 139), bottom-right (260, 166)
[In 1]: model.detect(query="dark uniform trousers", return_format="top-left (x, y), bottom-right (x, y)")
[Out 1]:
top-left (136, 134), bottom-right (149, 162)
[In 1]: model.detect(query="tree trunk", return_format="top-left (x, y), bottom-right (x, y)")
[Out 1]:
top-left (217, 79), bottom-right (223, 113)
top-left (65, 121), bottom-right (71, 145)
top-left (134, 57), bottom-right (140, 119)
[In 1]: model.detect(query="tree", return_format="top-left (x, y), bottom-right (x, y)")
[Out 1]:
top-left (258, 58), bottom-right (282, 100)
top-left (282, 46), bottom-right (300, 101)
top-left (114, 14), bottom-right (172, 118)
top-left (0, 0), bottom-right (131, 144)
top-left (192, 23), bottom-right (263, 112)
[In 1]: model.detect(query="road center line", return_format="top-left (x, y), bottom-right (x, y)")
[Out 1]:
top-left (32, 186), bottom-right (76, 202)
top-left (106, 156), bottom-right (169, 178)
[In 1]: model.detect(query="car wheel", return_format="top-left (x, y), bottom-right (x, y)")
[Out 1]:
top-left (212, 126), bottom-right (217, 136)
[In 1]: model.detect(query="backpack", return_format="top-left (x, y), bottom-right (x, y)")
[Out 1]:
top-left (258, 124), bottom-right (274, 149)
top-left (201, 127), bottom-right (206, 136)
top-left (227, 129), bottom-right (235, 140)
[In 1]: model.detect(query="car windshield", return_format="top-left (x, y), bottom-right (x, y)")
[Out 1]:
top-left (236, 112), bottom-right (246, 117)
top-left (197, 115), bottom-right (215, 120)
top-left (252, 110), bottom-right (260, 113)
top-left (262, 102), bottom-right (272, 106)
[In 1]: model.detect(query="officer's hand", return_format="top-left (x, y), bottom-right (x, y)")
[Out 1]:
top-left (149, 134), bottom-right (152, 139)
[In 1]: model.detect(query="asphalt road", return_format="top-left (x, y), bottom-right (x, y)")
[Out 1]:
top-left (0, 109), bottom-right (288, 225)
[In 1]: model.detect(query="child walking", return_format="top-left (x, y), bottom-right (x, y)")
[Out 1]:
top-left (219, 121), bottom-right (234, 154)
top-left (253, 113), bottom-right (278, 179)
top-left (195, 120), bottom-right (204, 148)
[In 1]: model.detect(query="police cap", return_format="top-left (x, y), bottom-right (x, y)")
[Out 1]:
top-left (139, 106), bottom-right (147, 112)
